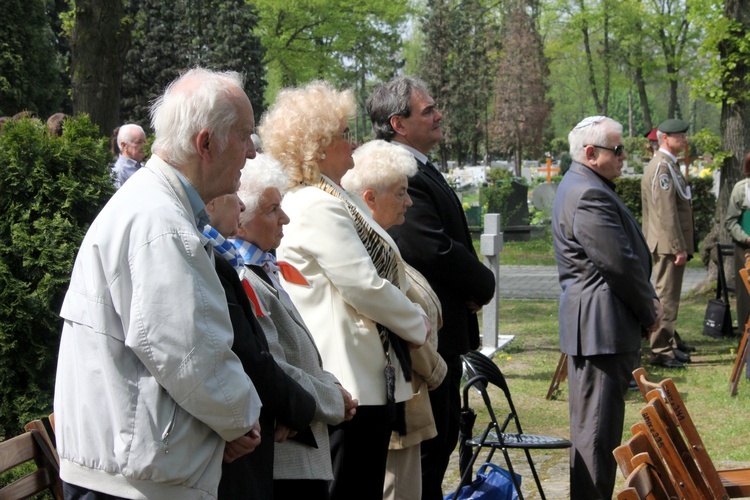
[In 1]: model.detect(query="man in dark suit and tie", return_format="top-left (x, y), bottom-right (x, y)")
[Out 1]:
top-left (552, 116), bottom-right (663, 499)
top-left (367, 76), bottom-right (496, 500)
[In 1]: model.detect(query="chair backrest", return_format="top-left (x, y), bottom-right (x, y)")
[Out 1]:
top-left (0, 429), bottom-right (63, 499)
top-left (623, 424), bottom-right (681, 500)
top-left (617, 461), bottom-right (672, 500)
top-left (640, 397), bottom-right (708, 498)
top-left (644, 381), bottom-right (730, 499)
top-left (462, 350), bottom-right (520, 434)
top-left (632, 367), bottom-right (661, 401)
top-left (23, 414), bottom-right (57, 468)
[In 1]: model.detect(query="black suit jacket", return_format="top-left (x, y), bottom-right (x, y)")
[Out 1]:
top-left (214, 254), bottom-right (316, 499)
top-left (387, 158), bottom-right (496, 358)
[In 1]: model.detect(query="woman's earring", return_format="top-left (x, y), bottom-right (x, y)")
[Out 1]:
top-left (321, 152), bottom-right (327, 160)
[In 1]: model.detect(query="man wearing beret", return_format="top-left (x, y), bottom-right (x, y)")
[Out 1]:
top-left (641, 118), bottom-right (696, 368)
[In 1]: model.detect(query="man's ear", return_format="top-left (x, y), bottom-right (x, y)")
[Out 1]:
top-left (584, 145), bottom-right (597, 162)
top-left (390, 114), bottom-right (406, 138)
top-left (196, 129), bottom-right (211, 161)
top-left (362, 188), bottom-right (377, 211)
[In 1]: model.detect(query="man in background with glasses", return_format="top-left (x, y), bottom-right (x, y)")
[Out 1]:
top-left (553, 116), bottom-right (662, 499)
top-left (641, 118), bottom-right (696, 369)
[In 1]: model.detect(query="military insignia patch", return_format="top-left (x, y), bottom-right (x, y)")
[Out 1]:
top-left (659, 174), bottom-right (670, 190)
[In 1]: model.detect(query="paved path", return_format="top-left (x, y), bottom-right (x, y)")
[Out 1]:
top-left (496, 265), bottom-right (706, 299)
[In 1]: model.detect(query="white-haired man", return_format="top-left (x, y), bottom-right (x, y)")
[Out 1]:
top-left (552, 116), bottom-right (663, 499)
top-left (54, 68), bottom-right (262, 499)
top-left (112, 123), bottom-right (147, 188)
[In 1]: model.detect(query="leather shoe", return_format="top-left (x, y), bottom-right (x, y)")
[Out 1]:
top-left (676, 339), bottom-right (696, 353)
top-left (651, 358), bottom-right (686, 369)
top-left (674, 348), bottom-right (692, 363)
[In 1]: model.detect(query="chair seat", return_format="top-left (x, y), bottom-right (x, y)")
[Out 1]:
top-left (719, 468), bottom-right (750, 497)
top-left (467, 430), bottom-right (572, 450)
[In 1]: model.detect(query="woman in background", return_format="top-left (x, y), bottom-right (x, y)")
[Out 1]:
top-left (724, 152), bottom-right (750, 337)
top-left (259, 80), bottom-right (430, 500)
top-left (231, 154), bottom-right (358, 500)
top-left (341, 139), bottom-right (447, 500)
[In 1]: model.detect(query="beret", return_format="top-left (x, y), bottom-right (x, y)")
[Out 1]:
top-left (657, 118), bottom-right (689, 134)
top-left (645, 127), bottom-right (658, 141)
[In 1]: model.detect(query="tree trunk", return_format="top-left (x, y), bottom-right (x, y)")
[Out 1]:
top-left (635, 65), bottom-right (652, 131)
top-left (716, 0), bottom-right (750, 245)
top-left (71, 0), bottom-right (128, 137)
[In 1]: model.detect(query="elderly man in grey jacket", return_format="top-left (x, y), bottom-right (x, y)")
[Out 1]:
top-left (54, 68), bottom-right (262, 499)
top-left (552, 116), bottom-right (663, 499)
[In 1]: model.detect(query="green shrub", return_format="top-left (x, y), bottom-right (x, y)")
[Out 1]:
top-left (614, 176), bottom-right (715, 240)
top-left (0, 116), bottom-right (114, 437)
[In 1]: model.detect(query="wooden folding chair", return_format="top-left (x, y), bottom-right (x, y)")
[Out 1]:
top-left (23, 413), bottom-right (58, 467)
top-left (0, 428), bottom-right (63, 499)
top-left (635, 369), bottom-right (750, 498)
top-left (614, 423), bottom-right (681, 500)
top-left (617, 460), bottom-right (672, 500)
top-left (731, 258), bottom-right (750, 396)
top-left (640, 397), bottom-right (706, 498)
top-left (632, 367), bottom-right (661, 401)
top-left (545, 352), bottom-right (567, 400)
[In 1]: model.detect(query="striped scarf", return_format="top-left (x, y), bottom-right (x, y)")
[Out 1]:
top-left (202, 225), bottom-right (243, 269)
top-left (315, 177), bottom-right (412, 393)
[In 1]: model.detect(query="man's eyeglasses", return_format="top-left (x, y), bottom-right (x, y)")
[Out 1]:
top-left (585, 144), bottom-right (624, 157)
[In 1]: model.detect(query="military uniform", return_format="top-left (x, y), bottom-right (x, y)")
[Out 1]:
top-left (641, 120), bottom-right (694, 365)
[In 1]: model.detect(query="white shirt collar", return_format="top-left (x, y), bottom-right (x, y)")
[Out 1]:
top-left (658, 147), bottom-right (678, 163)
top-left (392, 142), bottom-right (429, 166)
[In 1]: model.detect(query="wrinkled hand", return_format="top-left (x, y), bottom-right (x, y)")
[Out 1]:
top-left (337, 384), bottom-right (358, 421)
top-left (674, 251), bottom-right (688, 266)
top-left (274, 422), bottom-right (296, 443)
top-left (467, 301), bottom-right (481, 314)
top-left (224, 421), bottom-right (261, 463)
top-left (647, 298), bottom-right (664, 333)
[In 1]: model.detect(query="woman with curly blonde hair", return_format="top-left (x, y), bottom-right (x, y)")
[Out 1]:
top-left (259, 81), bottom-right (431, 500)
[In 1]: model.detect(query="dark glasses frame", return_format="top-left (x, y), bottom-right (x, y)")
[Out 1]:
top-left (585, 144), bottom-right (624, 157)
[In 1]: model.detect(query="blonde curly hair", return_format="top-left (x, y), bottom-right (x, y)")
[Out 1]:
top-left (258, 80), bottom-right (356, 186)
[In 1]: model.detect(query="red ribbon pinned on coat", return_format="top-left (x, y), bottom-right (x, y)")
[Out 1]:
top-left (276, 261), bottom-right (311, 287)
top-left (241, 278), bottom-right (269, 317)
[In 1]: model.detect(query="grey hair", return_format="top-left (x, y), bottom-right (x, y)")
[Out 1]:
top-left (366, 76), bottom-right (431, 141)
top-left (341, 140), bottom-right (418, 195)
top-left (117, 123), bottom-right (145, 146)
top-left (568, 116), bottom-right (622, 164)
top-left (237, 153), bottom-right (289, 222)
top-left (150, 67), bottom-right (246, 167)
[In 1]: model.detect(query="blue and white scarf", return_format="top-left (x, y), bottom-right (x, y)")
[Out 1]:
top-left (202, 225), bottom-right (243, 269)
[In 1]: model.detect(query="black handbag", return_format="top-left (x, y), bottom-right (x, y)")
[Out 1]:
top-left (703, 298), bottom-right (732, 338)
top-left (703, 249), bottom-right (733, 338)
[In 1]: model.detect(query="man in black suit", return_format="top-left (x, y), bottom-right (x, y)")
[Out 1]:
top-left (552, 116), bottom-right (662, 499)
top-left (367, 76), bottom-right (496, 500)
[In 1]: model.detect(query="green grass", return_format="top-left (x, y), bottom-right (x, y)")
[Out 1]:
top-left (443, 290), bottom-right (750, 496)
top-left (473, 230), bottom-right (706, 268)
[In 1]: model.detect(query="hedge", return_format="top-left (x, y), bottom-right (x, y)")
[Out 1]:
top-left (0, 116), bottom-right (114, 436)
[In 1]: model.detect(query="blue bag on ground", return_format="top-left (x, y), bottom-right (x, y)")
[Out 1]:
top-left (445, 462), bottom-right (521, 500)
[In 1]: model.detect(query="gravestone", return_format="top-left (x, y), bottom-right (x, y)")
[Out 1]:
top-left (504, 180), bottom-right (530, 241)
top-left (531, 182), bottom-right (558, 212)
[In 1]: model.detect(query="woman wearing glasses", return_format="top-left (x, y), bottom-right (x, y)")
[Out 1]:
top-left (258, 81), bottom-right (430, 500)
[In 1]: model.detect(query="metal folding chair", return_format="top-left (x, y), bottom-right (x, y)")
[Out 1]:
top-left (454, 350), bottom-right (572, 500)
